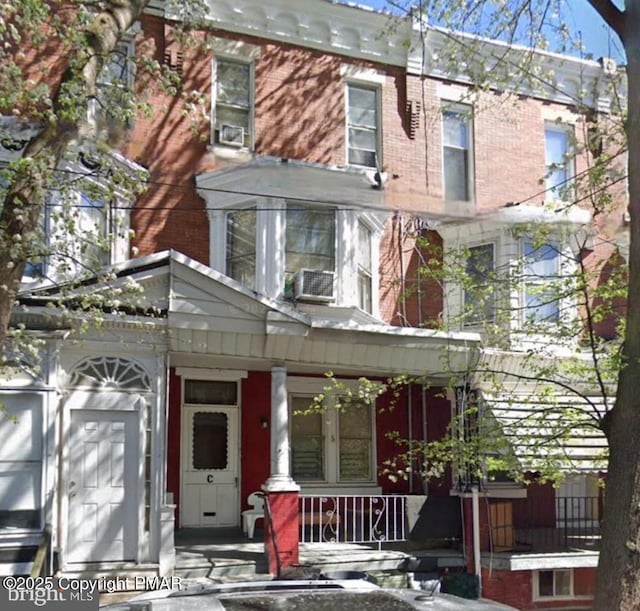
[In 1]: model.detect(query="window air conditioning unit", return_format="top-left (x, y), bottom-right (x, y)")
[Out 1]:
top-left (219, 124), bottom-right (245, 147)
top-left (294, 269), bottom-right (335, 302)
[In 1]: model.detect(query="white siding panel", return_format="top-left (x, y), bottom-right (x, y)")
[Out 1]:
top-left (221, 332), bottom-right (237, 354)
top-left (207, 331), bottom-right (223, 353)
top-left (192, 330), bottom-right (209, 353)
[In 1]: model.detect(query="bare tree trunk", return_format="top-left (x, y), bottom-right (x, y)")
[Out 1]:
top-left (0, 0), bottom-right (149, 352)
top-left (594, 7), bottom-right (640, 609)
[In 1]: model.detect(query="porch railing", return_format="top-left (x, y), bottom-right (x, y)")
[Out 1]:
top-left (299, 494), bottom-right (407, 549)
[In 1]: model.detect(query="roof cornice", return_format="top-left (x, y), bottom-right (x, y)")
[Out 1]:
top-left (148, 0), bottom-right (617, 111)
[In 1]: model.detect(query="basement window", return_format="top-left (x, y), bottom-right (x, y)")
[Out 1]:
top-left (534, 569), bottom-right (573, 599)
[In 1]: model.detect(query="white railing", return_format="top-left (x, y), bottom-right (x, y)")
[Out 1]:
top-left (299, 494), bottom-right (407, 549)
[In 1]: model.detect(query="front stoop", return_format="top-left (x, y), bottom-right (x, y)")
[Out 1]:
top-left (58, 562), bottom-right (160, 583)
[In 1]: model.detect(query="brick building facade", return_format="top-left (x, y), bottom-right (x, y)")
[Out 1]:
top-left (0, 1), bottom-right (626, 609)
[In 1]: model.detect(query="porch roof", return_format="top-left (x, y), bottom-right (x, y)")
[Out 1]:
top-left (482, 392), bottom-right (609, 474)
top-left (163, 250), bottom-right (480, 377)
top-left (16, 250), bottom-right (481, 377)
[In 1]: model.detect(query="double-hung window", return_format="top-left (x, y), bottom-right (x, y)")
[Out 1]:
top-left (523, 241), bottom-right (561, 323)
top-left (347, 84), bottom-right (379, 167)
top-left (464, 243), bottom-right (495, 325)
top-left (357, 221), bottom-right (373, 313)
top-left (291, 394), bottom-right (374, 485)
top-left (226, 207), bottom-right (257, 290)
top-left (285, 204), bottom-right (336, 275)
top-left (91, 40), bottom-right (134, 136)
top-left (545, 125), bottom-right (574, 201)
top-left (215, 59), bottom-right (252, 148)
top-left (535, 569), bottom-right (573, 599)
top-left (442, 105), bottom-right (472, 201)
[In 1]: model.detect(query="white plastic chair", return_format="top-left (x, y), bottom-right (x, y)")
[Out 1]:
top-left (242, 491), bottom-right (265, 538)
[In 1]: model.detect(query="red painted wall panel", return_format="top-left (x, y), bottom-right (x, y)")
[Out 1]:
top-left (240, 372), bottom-right (272, 509)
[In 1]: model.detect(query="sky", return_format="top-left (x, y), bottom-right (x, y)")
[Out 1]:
top-left (351, 0), bottom-right (625, 64)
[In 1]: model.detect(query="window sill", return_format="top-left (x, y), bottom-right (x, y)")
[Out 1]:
top-left (209, 144), bottom-right (253, 163)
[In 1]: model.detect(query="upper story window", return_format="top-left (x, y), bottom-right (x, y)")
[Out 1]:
top-left (357, 221), bottom-right (373, 313)
top-left (38, 190), bottom-right (121, 281)
top-left (442, 105), bottom-right (472, 202)
top-left (214, 59), bottom-right (252, 149)
top-left (347, 84), bottom-right (379, 168)
top-left (545, 124), bottom-right (574, 201)
top-left (523, 241), bottom-right (561, 324)
top-left (226, 207), bottom-right (257, 290)
top-left (290, 390), bottom-right (375, 486)
top-left (201, 164), bottom-right (384, 314)
top-left (464, 243), bottom-right (495, 325)
top-left (89, 39), bottom-right (134, 138)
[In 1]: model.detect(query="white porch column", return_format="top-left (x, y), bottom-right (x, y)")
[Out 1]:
top-left (263, 365), bottom-right (299, 491)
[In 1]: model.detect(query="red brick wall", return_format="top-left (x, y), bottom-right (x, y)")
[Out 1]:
top-left (482, 567), bottom-right (595, 610)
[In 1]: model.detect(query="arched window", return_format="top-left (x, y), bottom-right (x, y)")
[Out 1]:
top-left (68, 356), bottom-right (151, 391)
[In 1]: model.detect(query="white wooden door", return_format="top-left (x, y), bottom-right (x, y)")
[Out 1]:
top-left (68, 410), bottom-right (139, 562)
top-left (181, 406), bottom-right (239, 527)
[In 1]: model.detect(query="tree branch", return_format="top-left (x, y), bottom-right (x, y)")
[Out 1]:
top-left (586, 0), bottom-right (625, 41)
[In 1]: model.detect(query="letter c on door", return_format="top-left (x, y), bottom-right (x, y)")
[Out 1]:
top-left (207, 474), bottom-right (214, 483)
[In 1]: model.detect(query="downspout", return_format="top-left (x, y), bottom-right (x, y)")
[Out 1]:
top-left (421, 385), bottom-right (428, 494)
top-left (472, 486), bottom-right (482, 596)
top-left (408, 385), bottom-right (413, 493)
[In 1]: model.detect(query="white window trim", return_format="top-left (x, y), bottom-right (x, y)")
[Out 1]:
top-left (345, 82), bottom-right (382, 169)
top-left (532, 569), bottom-right (574, 601)
top-left (288, 376), bottom-right (379, 492)
top-left (35, 178), bottom-right (129, 280)
top-left (441, 101), bottom-right (474, 203)
top-left (211, 198), bottom-right (380, 312)
top-left (340, 64), bottom-right (386, 85)
top-left (211, 56), bottom-right (255, 153)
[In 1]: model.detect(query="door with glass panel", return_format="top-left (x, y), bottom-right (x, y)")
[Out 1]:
top-left (180, 380), bottom-right (239, 528)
